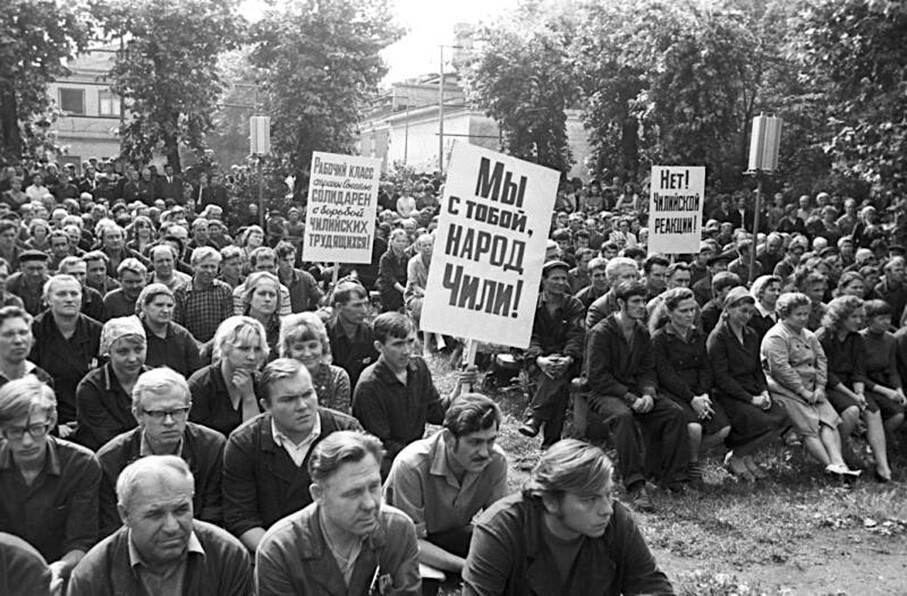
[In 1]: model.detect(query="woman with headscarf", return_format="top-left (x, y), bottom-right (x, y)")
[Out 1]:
top-left (279, 312), bottom-right (351, 413)
top-left (74, 316), bottom-right (149, 450)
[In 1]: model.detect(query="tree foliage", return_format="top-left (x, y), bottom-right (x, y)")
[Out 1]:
top-left (91, 0), bottom-right (245, 172)
top-left (0, 0), bottom-right (92, 161)
top-left (248, 0), bottom-right (402, 200)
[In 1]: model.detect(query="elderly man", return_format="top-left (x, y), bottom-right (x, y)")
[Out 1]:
top-left (57, 256), bottom-right (104, 321)
top-left (462, 439), bottom-right (672, 595)
top-left (585, 256), bottom-right (640, 328)
top-left (149, 244), bottom-right (192, 292)
top-left (67, 456), bottom-right (252, 595)
top-left (0, 377), bottom-right (100, 591)
top-left (102, 258), bottom-right (148, 321)
top-left (223, 358), bottom-right (361, 554)
top-left (255, 430), bottom-right (420, 595)
top-left (384, 394), bottom-right (507, 593)
top-left (96, 368), bottom-right (226, 537)
top-left (173, 247), bottom-right (234, 343)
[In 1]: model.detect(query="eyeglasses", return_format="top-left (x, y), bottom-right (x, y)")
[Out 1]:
top-left (2, 421), bottom-right (51, 441)
top-left (142, 406), bottom-right (190, 421)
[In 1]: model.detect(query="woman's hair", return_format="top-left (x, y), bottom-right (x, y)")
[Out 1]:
top-left (212, 315), bottom-right (269, 361)
top-left (821, 295), bottom-right (864, 333)
top-left (776, 292), bottom-right (812, 318)
top-left (242, 271), bottom-right (280, 315)
top-left (136, 283), bottom-right (174, 314)
top-left (279, 312), bottom-right (331, 360)
top-left (864, 299), bottom-right (892, 319)
top-left (751, 275), bottom-right (782, 301)
top-left (240, 225), bottom-right (264, 247)
top-left (835, 271), bottom-right (865, 296)
top-left (661, 287), bottom-right (695, 312)
top-left (27, 218), bottom-right (49, 236)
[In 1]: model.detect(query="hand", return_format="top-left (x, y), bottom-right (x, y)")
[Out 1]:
top-left (537, 356), bottom-right (557, 379)
top-left (58, 421), bottom-right (77, 439)
top-left (812, 387), bottom-right (826, 404)
top-left (457, 366), bottom-right (479, 387)
top-left (896, 388), bottom-right (907, 406)
top-left (232, 369), bottom-right (254, 394)
top-left (49, 561), bottom-right (67, 595)
top-left (854, 392), bottom-right (868, 409)
top-left (690, 394), bottom-right (714, 419)
top-left (632, 395), bottom-right (655, 414)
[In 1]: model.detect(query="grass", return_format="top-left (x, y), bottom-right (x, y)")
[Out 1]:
top-left (424, 349), bottom-right (907, 595)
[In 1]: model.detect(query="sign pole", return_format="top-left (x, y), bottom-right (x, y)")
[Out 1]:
top-left (747, 172), bottom-right (762, 284)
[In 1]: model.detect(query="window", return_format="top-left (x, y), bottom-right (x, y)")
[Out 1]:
top-left (59, 88), bottom-right (85, 115)
top-left (99, 89), bottom-right (121, 116)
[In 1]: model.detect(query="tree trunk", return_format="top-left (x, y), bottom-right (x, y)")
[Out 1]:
top-left (163, 132), bottom-right (181, 173)
top-left (0, 83), bottom-right (22, 161)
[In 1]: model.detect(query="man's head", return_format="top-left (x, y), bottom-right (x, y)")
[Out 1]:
top-left (117, 258), bottom-right (148, 300)
top-left (0, 377), bottom-right (57, 469)
top-left (615, 280), bottom-right (648, 320)
top-left (711, 271), bottom-right (743, 303)
top-left (665, 262), bottom-right (691, 289)
top-left (442, 393), bottom-right (501, 474)
top-left (259, 358), bottom-right (319, 440)
top-left (372, 312), bottom-right (416, 371)
top-left (132, 368), bottom-right (191, 453)
top-left (332, 282), bottom-right (369, 326)
top-left (605, 256), bottom-right (639, 286)
top-left (588, 257), bottom-right (608, 291)
top-left (885, 256), bottom-right (906, 284)
top-left (150, 245), bottom-right (178, 279)
top-left (541, 260), bottom-right (570, 297)
top-left (524, 439), bottom-right (614, 539)
top-left (642, 254), bottom-right (669, 292)
top-left (43, 274), bottom-right (82, 318)
top-left (0, 306), bottom-right (33, 365)
top-left (190, 247), bottom-right (221, 285)
top-left (19, 252), bottom-right (48, 285)
top-left (116, 456), bottom-right (195, 567)
top-left (101, 224), bottom-right (125, 251)
top-left (249, 246), bottom-right (277, 274)
top-left (308, 431), bottom-right (385, 539)
top-left (415, 233), bottom-right (433, 259)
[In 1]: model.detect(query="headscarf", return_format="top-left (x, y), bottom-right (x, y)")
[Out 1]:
top-left (99, 315), bottom-right (146, 357)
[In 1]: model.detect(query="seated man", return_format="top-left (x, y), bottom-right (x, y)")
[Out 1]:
top-left (326, 281), bottom-right (378, 391)
top-left (96, 367), bottom-right (226, 537)
top-left (67, 456), bottom-right (252, 595)
top-left (102, 258), bottom-right (147, 321)
top-left (223, 358), bottom-right (361, 553)
top-left (576, 280), bottom-right (691, 511)
top-left (384, 394), bottom-right (507, 592)
top-left (255, 431), bottom-right (420, 595)
top-left (0, 377), bottom-right (100, 591)
top-left (462, 439), bottom-right (673, 595)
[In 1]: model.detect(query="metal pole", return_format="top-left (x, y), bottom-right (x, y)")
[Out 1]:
top-left (747, 172), bottom-right (762, 284)
top-left (438, 46), bottom-right (444, 174)
top-left (404, 104), bottom-right (410, 164)
top-left (258, 157), bottom-right (265, 229)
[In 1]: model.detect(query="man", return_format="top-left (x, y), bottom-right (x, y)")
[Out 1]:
top-left (0, 377), bottom-right (100, 591)
top-left (186, 218), bottom-right (211, 252)
top-left (95, 368), bottom-right (225, 537)
top-left (148, 244), bottom-right (191, 291)
top-left (255, 431), bottom-right (420, 595)
top-left (217, 245), bottom-right (245, 289)
top-left (0, 221), bottom-right (20, 272)
top-left (574, 256), bottom-right (608, 311)
top-left (384, 394), bottom-right (507, 591)
top-left (576, 280), bottom-right (691, 510)
top-left (47, 231), bottom-right (76, 273)
top-left (155, 163), bottom-right (183, 204)
top-left (7, 250), bottom-right (50, 316)
top-left (67, 456), bottom-right (252, 595)
top-left (275, 241), bottom-right (322, 313)
top-left (57, 256), bottom-right (105, 321)
top-left (30, 275), bottom-right (102, 430)
top-left (727, 238), bottom-right (753, 283)
top-left (692, 250), bottom-right (731, 307)
top-left (0, 306), bottom-right (52, 388)
top-left (641, 253), bottom-right (670, 299)
top-left (173, 246), bottom-right (234, 343)
top-left (647, 262), bottom-right (696, 327)
top-left (701, 271), bottom-right (742, 336)
top-left (0, 531), bottom-right (52, 595)
top-left (223, 358), bottom-right (361, 553)
top-left (83, 250), bottom-right (120, 296)
top-left (102, 258), bottom-right (147, 320)
top-left (585, 256), bottom-right (639, 328)
top-left (207, 218), bottom-right (233, 250)
top-left (462, 439), bottom-right (672, 594)
top-left (518, 261), bottom-right (585, 446)
top-left (231, 246), bottom-right (292, 315)
top-left (325, 283), bottom-right (378, 394)
top-left (877, 256), bottom-right (907, 324)
top-left (756, 232), bottom-right (786, 277)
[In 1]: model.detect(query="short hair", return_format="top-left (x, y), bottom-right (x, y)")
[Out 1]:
top-left (643, 254), bottom-right (670, 274)
top-left (149, 244), bottom-right (178, 261)
top-left (43, 274), bottom-right (82, 301)
top-left (331, 281), bottom-right (368, 305)
top-left (884, 256), bottom-right (905, 272)
top-left (116, 455), bottom-right (194, 512)
top-left (587, 257), bottom-right (607, 273)
top-left (191, 217), bottom-right (209, 230)
top-left (212, 316), bottom-right (270, 362)
top-left (666, 262), bottom-right (690, 279)
top-left (242, 271), bottom-right (280, 314)
top-left (279, 312), bottom-right (331, 359)
top-left (0, 221), bottom-right (17, 235)
top-left (523, 439), bottom-right (613, 501)
top-left (132, 367), bottom-right (191, 411)
top-left (274, 241), bottom-right (296, 259)
top-left (864, 299), bottom-right (892, 319)
top-left (259, 358), bottom-right (311, 405)
top-left (0, 305), bottom-right (32, 329)
top-left (443, 393), bottom-right (501, 439)
top-left (750, 275), bottom-right (782, 300)
top-left (614, 280), bottom-right (648, 302)
top-left (249, 246), bottom-right (276, 268)
top-left (836, 271), bottom-right (865, 294)
top-left (240, 225), bottom-right (265, 246)
top-left (219, 245), bottom-right (243, 262)
top-left (309, 430), bottom-right (385, 485)
top-left (0, 376), bottom-right (56, 427)
top-left (623, 246), bottom-right (647, 261)
top-left (711, 271), bottom-right (742, 295)
top-left (191, 246), bottom-right (221, 266)
top-left (776, 292), bottom-right (812, 318)
top-left (822, 295), bottom-right (864, 333)
top-left (117, 257), bottom-right (147, 278)
top-left (83, 250), bottom-right (109, 265)
top-left (604, 256), bottom-right (637, 282)
top-left (662, 287), bottom-right (695, 311)
top-left (797, 270), bottom-right (828, 293)
top-left (373, 312), bottom-right (415, 344)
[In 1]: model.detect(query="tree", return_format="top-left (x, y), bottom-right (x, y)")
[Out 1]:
top-left (249, 0), bottom-right (402, 200)
top-left (92, 0), bottom-right (245, 172)
top-left (0, 0), bottom-right (93, 161)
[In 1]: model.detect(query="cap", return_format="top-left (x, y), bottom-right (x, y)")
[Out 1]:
top-left (18, 250), bottom-right (49, 263)
top-left (725, 286), bottom-right (755, 308)
top-left (542, 260), bottom-right (570, 277)
top-left (706, 252), bottom-right (732, 266)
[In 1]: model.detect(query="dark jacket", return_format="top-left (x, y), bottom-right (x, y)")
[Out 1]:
top-left (525, 294), bottom-right (585, 363)
top-left (707, 318), bottom-right (768, 403)
top-left (652, 325), bottom-right (712, 402)
top-left (95, 422), bottom-right (226, 538)
top-left (816, 328), bottom-right (868, 389)
top-left (462, 493), bottom-right (673, 596)
top-left (326, 318), bottom-right (378, 391)
top-left (142, 320), bottom-right (203, 378)
top-left (223, 409), bottom-right (361, 538)
top-left (188, 363), bottom-right (262, 438)
top-left (586, 314), bottom-right (656, 402)
top-left (75, 364), bottom-right (151, 451)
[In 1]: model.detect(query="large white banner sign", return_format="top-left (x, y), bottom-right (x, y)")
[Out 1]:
top-left (648, 166), bottom-right (705, 255)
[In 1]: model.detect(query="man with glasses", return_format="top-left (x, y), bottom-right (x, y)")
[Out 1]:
top-left (95, 367), bottom-right (225, 538)
top-left (0, 376), bottom-right (101, 592)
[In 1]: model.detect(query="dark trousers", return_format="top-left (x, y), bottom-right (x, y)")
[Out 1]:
top-left (576, 394), bottom-right (690, 489)
top-left (527, 373), bottom-right (571, 446)
top-left (422, 526), bottom-right (473, 596)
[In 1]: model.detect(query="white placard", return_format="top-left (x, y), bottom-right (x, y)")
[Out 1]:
top-left (648, 166), bottom-right (705, 255)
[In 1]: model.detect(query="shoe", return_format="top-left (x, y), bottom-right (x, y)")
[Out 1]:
top-left (825, 463), bottom-right (862, 479)
top-left (518, 418), bottom-right (541, 438)
top-left (874, 469), bottom-right (892, 484)
top-left (725, 452), bottom-right (756, 483)
top-left (687, 462), bottom-right (705, 490)
top-left (628, 486), bottom-right (655, 512)
top-left (743, 456), bottom-right (769, 480)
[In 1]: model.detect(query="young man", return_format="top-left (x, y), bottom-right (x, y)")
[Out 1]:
top-left (326, 281), bottom-right (378, 391)
top-left (223, 358), bottom-right (360, 554)
top-left (462, 439), bottom-right (672, 594)
top-left (102, 258), bottom-right (147, 321)
top-left (255, 431), bottom-right (420, 595)
top-left (275, 241), bottom-right (322, 313)
top-left (384, 394), bottom-right (507, 589)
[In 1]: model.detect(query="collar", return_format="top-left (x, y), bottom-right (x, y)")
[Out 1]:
top-left (373, 357), bottom-right (417, 386)
top-left (755, 301), bottom-right (774, 318)
top-left (429, 433), bottom-right (458, 485)
top-left (296, 504), bottom-right (387, 560)
top-left (128, 530), bottom-right (204, 570)
top-left (662, 323), bottom-right (699, 341)
top-left (139, 429), bottom-right (184, 457)
top-left (0, 360), bottom-right (38, 384)
top-left (270, 414), bottom-right (321, 449)
top-left (0, 435), bottom-right (61, 476)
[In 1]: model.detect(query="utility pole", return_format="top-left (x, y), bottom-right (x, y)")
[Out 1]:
top-left (438, 45), bottom-right (444, 174)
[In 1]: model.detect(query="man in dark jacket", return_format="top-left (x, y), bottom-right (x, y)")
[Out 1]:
top-left (576, 280), bottom-right (690, 511)
top-left (223, 358), bottom-right (361, 553)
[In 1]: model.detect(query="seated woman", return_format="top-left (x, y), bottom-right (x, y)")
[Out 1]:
top-left (761, 292), bottom-right (859, 478)
top-left (0, 377), bottom-right (100, 590)
top-left (241, 271), bottom-right (281, 358)
top-left (749, 275), bottom-right (782, 341)
top-left (188, 316), bottom-right (267, 437)
top-left (817, 296), bottom-right (893, 481)
top-left (279, 312), bottom-right (351, 413)
top-left (706, 287), bottom-right (788, 481)
top-left (137, 283), bottom-right (202, 378)
top-left (378, 229), bottom-right (409, 313)
top-left (75, 316), bottom-right (149, 451)
top-left (652, 288), bottom-right (730, 486)
top-left (860, 300), bottom-right (907, 439)
top-left (835, 271), bottom-right (866, 299)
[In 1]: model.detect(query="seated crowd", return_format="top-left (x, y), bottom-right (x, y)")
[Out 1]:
top-left (2, 158), bottom-right (907, 594)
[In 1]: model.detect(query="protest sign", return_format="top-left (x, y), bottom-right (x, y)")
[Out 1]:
top-left (421, 143), bottom-right (559, 349)
top-left (302, 152), bottom-right (382, 264)
top-left (648, 166), bottom-right (705, 255)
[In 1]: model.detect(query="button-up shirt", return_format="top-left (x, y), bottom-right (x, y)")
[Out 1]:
top-left (270, 416), bottom-right (321, 467)
top-left (174, 279), bottom-right (234, 342)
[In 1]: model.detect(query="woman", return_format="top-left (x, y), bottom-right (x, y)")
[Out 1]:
top-left (860, 300), bottom-right (907, 437)
top-left (706, 287), bottom-right (788, 481)
top-left (816, 296), bottom-right (893, 481)
top-left (188, 315), bottom-right (267, 437)
top-left (241, 271), bottom-right (281, 357)
top-left (75, 316), bottom-right (149, 450)
top-left (126, 215), bottom-right (155, 256)
top-left (749, 275), bottom-right (782, 340)
top-left (25, 218), bottom-right (51, 252)
top-left (377, 228), bottom-right (409, 313)
top-left (137, 283), bottom-right (202, 377)
top-left (761, 292), bottom-right (859, 477)
top-left (652, 288), bottom-right (731, 486)
top-left (279, 312), bottom-right (351, 413)
top-left (396, 186), bottom-right (417, 219)
top-left (835, 271), bottom-right (866, 299)
top-left (239, 225), bottom-right (265, 275)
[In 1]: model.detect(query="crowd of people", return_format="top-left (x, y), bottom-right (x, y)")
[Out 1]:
top-left (0, 155), bottom-right (905, 594)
